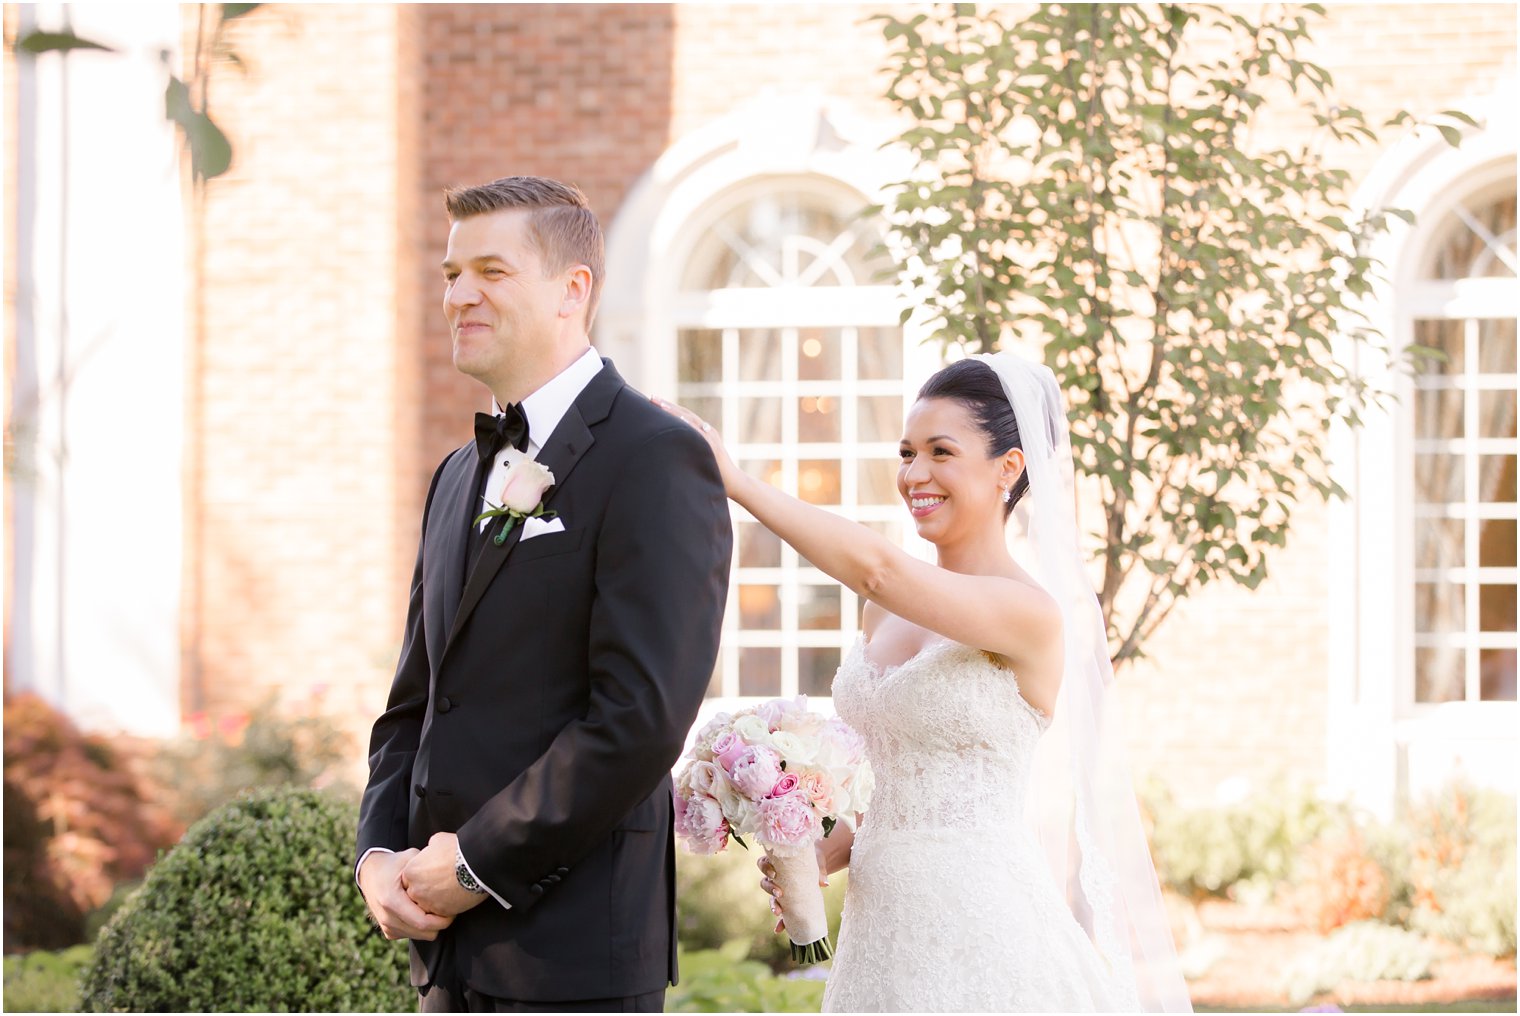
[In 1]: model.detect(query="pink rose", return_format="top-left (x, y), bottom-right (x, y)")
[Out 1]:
top-left (499, 457), bottom-right (555, 513)
top-left (730, 746), bottom-right (783, 800)
top-left (712, 731), bottom-right (748, 773)
top-left (794, 767), bottom-right (836, 813)
top-left (756, 792), bottom-right (821, 850)
top-left (769, 771), bottom-right (801, 798)
top-left (756, 695), bottom-right (808, 730)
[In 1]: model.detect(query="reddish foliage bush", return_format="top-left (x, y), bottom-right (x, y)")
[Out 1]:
top-left (2, 693), bottom-right (179, 951)
top-left (1291, 830), bottom-right (1390, 933)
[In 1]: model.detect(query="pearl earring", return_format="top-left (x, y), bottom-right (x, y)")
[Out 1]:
top-left (1001, 486), bottom-right (1012, 504)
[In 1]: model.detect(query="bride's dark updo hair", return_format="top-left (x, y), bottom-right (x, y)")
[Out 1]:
top-left (916, 359), bottom-right (1027, 517)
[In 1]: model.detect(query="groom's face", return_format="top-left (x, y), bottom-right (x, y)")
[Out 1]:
top-left (442, 208), bottom-right (566, 386)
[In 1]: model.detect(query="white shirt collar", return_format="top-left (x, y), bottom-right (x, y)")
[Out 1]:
top-left (495, 346), bottom-right (603, 455)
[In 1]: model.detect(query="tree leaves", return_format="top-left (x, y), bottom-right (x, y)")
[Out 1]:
top-left (164, 75), bottom-right (233, 180)
top-left (872, 3), bottom-right (1447, 667)
top-left (13, 30), bottom-right (116, 55)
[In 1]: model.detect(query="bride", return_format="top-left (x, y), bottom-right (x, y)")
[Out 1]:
top-left (657, 350), bottom-right (1191, 1012)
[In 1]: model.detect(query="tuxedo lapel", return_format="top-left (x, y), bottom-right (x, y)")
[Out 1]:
top-left (423, 448), bottom-right (475, 668)
top-left (444, 362), bottom-right (624, 655)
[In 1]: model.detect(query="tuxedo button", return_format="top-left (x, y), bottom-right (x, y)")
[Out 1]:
top-left (414, 785), bottom-right (426, 798)
top-left (529, 884), bottom-right (544, 895)
top-left (437, 697), bottom-right (453, 714)
top-left (547, 874), bottom-right (561, 884)
top-left (556, 866), bottom-right (569, 875)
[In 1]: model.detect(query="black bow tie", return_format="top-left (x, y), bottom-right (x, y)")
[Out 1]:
top-left (474, 405), bottom-right (529, 463)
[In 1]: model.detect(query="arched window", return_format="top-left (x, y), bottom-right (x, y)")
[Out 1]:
top-left (1409, 179), bottom-right (1518, 706)
top-left (673, 183), bottom-right (906, 700)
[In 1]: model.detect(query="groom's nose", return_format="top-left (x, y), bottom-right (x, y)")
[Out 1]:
top-left (446, 274), bottom-right (482, 311)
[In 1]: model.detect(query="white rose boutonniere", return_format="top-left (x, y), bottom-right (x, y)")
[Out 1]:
top-left (475, 457), bottom-right (556, 545)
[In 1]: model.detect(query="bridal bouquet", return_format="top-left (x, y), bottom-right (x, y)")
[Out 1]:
top-left (673, 696), bottom-right (873, 964)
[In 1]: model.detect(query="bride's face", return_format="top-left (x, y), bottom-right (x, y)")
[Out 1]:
top-left (897, 398), bottom-right (1007, 542)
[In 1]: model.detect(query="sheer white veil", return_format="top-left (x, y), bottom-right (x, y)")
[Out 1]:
top-left (974, 350), bottom-right (1193, 1013)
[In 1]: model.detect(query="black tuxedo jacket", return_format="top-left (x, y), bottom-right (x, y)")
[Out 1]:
top-left (357, 360), bottom-right (732, 1002)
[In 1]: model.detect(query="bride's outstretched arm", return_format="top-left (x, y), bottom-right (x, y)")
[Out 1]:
top-left (653, 397), bottom-right (1061, 686)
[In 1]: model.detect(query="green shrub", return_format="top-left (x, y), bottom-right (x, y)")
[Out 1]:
top-left (1143, 778), bottom-right (1343, 898)
top-left (2, 945), bottom-right (93, 1012)
top-left (80, 787), bottom-right (411, 1012)
top-left (676, 846), bottom-right (848, 970)
top-left (1404, 786), bottom-right (1517, 958)
top-left (153, 697), bottom-right (353, 827)
top-left (1279, 920), bottom-right (1436, 1005)
top-left (667, 942), bottom-right (826, 1013)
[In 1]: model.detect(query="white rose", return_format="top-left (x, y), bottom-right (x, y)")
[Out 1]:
top-left (499, 457), bottom-right (555, 513)
top-left (768, 730), bottom-right (817, 767)
top-left (731, 714), bottom-right (773, 746)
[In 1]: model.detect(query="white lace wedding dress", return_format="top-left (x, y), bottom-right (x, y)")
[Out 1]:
top-left (823, 635), bottom-right (1143, 1013)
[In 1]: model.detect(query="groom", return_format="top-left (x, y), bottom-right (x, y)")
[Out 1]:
top-left (356, 176), bottom-right (731, 1012)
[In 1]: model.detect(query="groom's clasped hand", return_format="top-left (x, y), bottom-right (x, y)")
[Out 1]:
top-left (360, 832), bottom-right (488, 942)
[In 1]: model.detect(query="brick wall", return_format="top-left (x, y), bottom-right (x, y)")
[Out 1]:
top-left (167, 2), bottom-right (1512, 794)
top-left (187, 4), bottom-right (415, 741)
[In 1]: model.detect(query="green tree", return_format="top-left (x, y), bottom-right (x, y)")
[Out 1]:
top-left (872, 3), bottom-right (1473, 664)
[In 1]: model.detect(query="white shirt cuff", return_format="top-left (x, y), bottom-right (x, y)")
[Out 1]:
top-left (355, 846), bottom-right (394, 890)
top-left (456, 844), bottom-right (512, 911)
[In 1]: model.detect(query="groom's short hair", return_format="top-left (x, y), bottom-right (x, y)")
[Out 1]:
top-left (444, 175), bottom-right (606, 327)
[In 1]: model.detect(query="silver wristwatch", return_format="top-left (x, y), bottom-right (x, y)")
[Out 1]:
top-left (455, 844), bottom-right (488, 895)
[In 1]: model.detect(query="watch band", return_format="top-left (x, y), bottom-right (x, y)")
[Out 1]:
top-left (454, 844), bottom-right (488, 895)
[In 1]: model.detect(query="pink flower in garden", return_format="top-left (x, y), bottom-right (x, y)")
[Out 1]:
top-left (730, 746), bottom-right (783, 799)
top-left (757, 791), bottom-right (821, 849)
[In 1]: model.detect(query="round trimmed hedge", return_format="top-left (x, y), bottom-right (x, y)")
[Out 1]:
top-left (81, 787), bottom-right (412, 1012)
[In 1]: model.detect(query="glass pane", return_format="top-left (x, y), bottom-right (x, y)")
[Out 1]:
top-left (799, 395), bottom-right (841, 443)
top-left (1480, 317), bottom-right (1517, 372)
top-left (1479, 518), bottom-right (1517, 569)
top-left (678, 329), bottom-right (723, 383)
top-left (740, 647), bottom-right (781, 697)
top-left (1428, 190), bottom-right (1517, 279)
top-left (739, 397), bottom-right (783, 444)
top-left (798, 327), bottom-right (842, 381)
top-left (739, 584), bottom-right (781, 630)
top-left (741, 458), bottom-right (783, 488)
top-left (799, 585), bottom-right (842, 631)
top-left (706, 656), bottom-right (725, 699)
top-left (681, 397), bottom-right (722, 435)
top-left (858, 459), bottom-right (899, 506)
top-left (862, 520), bottom-right (904, 547)
top-left (1415, 387), bottom-right (1464, 440)
top-left (738, 329), bottom-right (782, 381)
top-left (798, 459), bottom-right (841, 505)
top-left (738, 521), bottom-right (781, 568)
top-left (859, 395), bottom-right (904, 442)
top-left (1479, 455), bottom-right (1516, 503)
top-left (858, 327), bottom-right (903, 380)
top-left (1478, 389), bottom-right (1517, 439)
top-left (1479, 584), bottom-right (1516, 633)
top-left (1415, 517), bottom-right (1464, 570)
top-left (1414, 319), bottom-right (1465, 376)
top-left (1480, 649), bottom-right (1517, 701)
top-left (799, 647), bottom-right (842, 698)
top-left (1415, 646), bottom-right (1465, 703)
top-left (1415, 582), bottom-right (1463, 633)
top-left (1415, 453), bottom-right (1463, 503)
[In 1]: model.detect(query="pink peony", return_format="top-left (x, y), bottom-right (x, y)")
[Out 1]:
top-left (730, 745), bottom-right (784, 800)
top-left (678, 794), bottom-right (730, 854)
top-left (756, 695), bottom-right (808, 730)
top-left (756, 791), bottom-right (821, 850)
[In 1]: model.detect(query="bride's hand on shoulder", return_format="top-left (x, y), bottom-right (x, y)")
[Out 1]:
top-left (651, 396), bottom-right (744, 495)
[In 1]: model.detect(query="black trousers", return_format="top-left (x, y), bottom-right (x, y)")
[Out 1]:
top-left (419, 982), bottom-right (664, 1013)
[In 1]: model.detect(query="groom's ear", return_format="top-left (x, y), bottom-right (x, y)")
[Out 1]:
top-left (558, 264), bottom-right (594, 323)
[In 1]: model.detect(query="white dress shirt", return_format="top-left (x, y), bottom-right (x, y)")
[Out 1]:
top-left (359, 346), bottom-right (604, 910)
